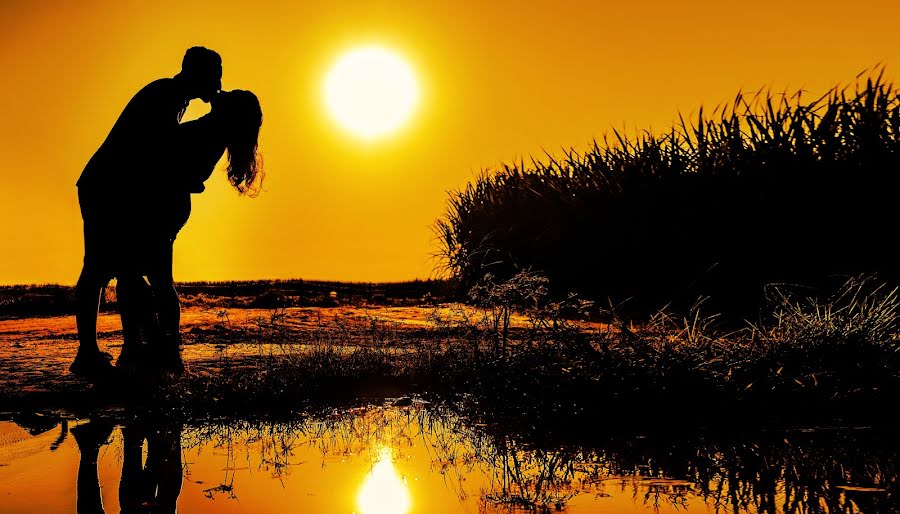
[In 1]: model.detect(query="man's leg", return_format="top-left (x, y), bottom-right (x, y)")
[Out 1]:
top-left (72, 265), bottom-right (115, 376)
top-left (74, 187), bottom-right (117, 377)
top-left (72, 420), bottom-right (114, 514)
top-left (74, 267), bottom-right (105, 354)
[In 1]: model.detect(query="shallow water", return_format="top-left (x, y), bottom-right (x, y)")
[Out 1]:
top-left (0, 405), bottom-right (895, 513)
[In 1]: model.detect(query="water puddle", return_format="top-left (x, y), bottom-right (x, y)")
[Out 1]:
top-left (0, 405), bottom-right (895, 513)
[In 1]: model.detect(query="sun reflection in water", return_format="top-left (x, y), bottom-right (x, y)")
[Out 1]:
top-left (357, 446), bottom-right (411, 514)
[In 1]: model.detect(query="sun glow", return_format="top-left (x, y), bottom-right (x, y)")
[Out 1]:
top-left (357, 446), bottom-right (411, 514)
top-left (324, 46), bottom-right (420, 140)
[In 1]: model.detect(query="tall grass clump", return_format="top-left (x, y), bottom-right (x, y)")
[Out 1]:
top-left (734, 276), bottom-right (900, 399)
top-left (436, 70), bottom-right (900, 315)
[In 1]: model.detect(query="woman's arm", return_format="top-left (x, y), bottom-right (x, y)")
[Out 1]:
top-left (170, 116), bottom-right (226, 192)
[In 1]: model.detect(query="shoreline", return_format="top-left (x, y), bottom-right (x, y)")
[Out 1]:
top-left (1, 303), bottom-right (897, 430)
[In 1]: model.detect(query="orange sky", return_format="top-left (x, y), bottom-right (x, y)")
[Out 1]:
top-left (1, 0), bottom-right (898, 285)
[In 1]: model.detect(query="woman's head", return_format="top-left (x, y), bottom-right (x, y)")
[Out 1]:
top-left (215, 90), bottom-right (264, 195)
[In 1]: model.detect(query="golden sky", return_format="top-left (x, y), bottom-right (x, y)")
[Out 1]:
top-left (1, 0), bottom-right (898, 285)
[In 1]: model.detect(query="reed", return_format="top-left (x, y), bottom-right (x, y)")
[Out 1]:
top-left (435, 69), bottom-right (900, 315)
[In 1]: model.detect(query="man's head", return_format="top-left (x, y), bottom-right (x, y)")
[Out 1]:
top-left (179, 46), bottom-right (222, 102)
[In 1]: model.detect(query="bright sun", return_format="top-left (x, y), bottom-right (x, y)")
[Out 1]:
top-left (324, 46), bottom-right (420, 140)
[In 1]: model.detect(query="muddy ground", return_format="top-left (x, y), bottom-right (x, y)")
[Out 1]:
top-left (0, 304), bottom-right (599, 403)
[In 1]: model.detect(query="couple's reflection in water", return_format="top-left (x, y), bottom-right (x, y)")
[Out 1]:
top-left (73, 420), bottom-right (182, 514)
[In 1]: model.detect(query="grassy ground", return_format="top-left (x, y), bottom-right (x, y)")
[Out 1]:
top-left (177, 273), bottom-right (898, 425)
top-left (3, 274), bottom-right (893, 429)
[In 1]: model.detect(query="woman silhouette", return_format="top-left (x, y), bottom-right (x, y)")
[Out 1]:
top-left (117, 89), bottom-right (265, 375)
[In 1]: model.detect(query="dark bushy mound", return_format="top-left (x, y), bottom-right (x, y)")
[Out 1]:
top-left (436, 72), bottom-right (900, 315)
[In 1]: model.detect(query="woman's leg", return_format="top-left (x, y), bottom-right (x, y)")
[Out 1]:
top-left (146, 241), bottom-right (183, 373)
top-left (118, 424), bottom-right (148, 514)
top-left (115, 274), bottom-right (154, 369)
top-left (150, 423), bottom-right (183, 513)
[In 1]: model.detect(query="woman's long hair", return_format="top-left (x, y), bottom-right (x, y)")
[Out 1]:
top-left (219, 90), bottom-right (264, 195)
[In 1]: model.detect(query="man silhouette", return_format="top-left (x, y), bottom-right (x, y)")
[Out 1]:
top-left (72, 47), bottom-right (222, 377)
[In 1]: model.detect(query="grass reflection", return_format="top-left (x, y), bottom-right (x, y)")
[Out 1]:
top-left (175, 405), bottom-right (897, 513)
top-left (13, 405), bottom-right (888, 513)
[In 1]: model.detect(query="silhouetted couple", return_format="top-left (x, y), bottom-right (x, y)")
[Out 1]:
top-left (71, 47), bottom-right (263, 378)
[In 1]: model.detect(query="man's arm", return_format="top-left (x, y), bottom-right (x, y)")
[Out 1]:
top-left (122, 79), bottom-right (187, 189)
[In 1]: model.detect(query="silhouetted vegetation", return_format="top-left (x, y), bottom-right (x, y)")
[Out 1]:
top-left (421, 273), bottom-right (900, 427)
top-left (0, 284), bottom-right (80, 318)
top-left (435, 70), bottom-right (900, 316)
